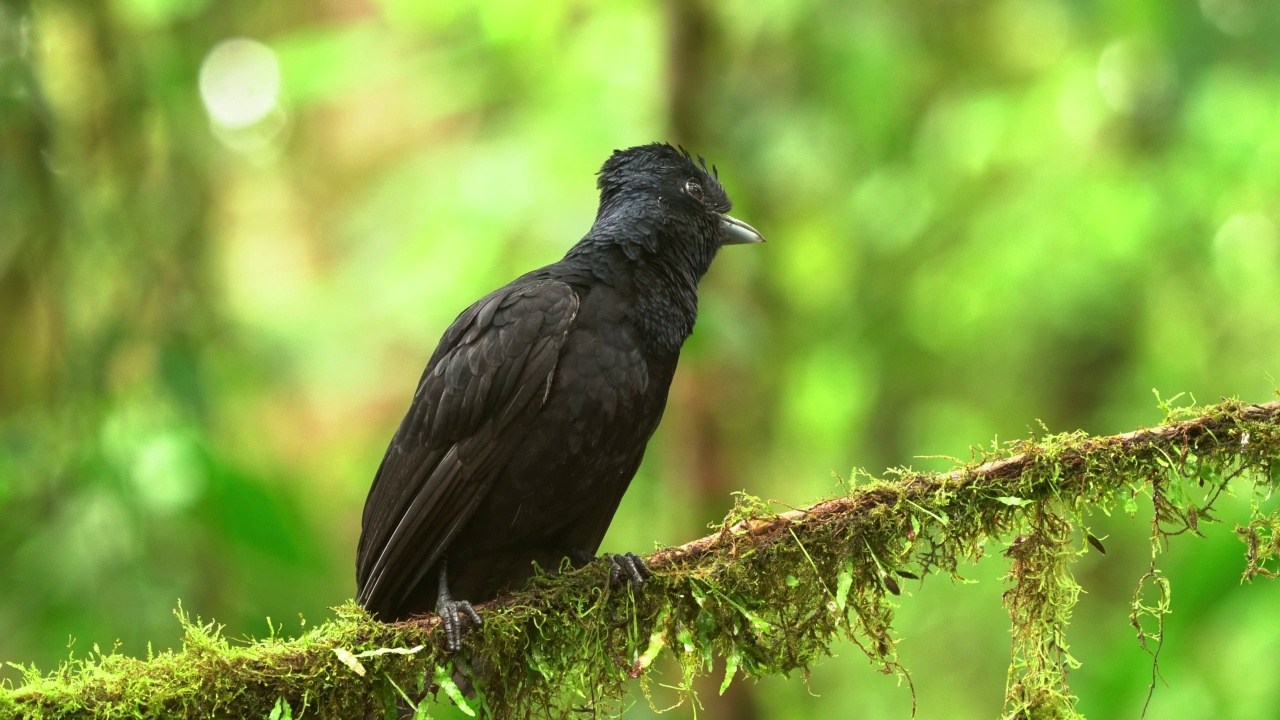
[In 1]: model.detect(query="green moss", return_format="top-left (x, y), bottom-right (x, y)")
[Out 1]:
top-left (3, 399), bottom-right (1278, 719)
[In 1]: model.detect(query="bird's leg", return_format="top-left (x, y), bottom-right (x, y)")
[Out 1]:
top-left (569, 549), bottom-right (598, 568)
top-left (435, 559), bottom-right (482, 652)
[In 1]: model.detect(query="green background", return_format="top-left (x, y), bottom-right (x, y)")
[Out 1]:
top-left (2, 1), bottom-right (1279, 717)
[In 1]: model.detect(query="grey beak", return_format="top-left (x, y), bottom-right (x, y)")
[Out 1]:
top-left (719, 213), bottom-right (765, 245)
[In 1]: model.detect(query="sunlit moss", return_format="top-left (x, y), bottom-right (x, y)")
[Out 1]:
top-left (2, 399), bottom-right (1277, 720)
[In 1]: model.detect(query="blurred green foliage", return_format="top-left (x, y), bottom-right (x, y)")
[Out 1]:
top-left (2, 1), bottom-right (1279, 718)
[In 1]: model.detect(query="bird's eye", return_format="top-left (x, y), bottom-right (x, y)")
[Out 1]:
top-left (684, 179), bottom-right (704, 202)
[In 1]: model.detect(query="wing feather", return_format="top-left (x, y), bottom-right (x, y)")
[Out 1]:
top-left (356, 280), bottom-right (579, 616)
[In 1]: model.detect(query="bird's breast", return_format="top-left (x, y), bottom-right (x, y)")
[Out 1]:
top-left (554, 326), bottom-right (653, 434)
top-left (501, 321), bottom-right (672, 494)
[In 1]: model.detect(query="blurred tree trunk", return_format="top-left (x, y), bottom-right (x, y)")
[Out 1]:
top-left (664, 2), bottom-right (761, 719)
top-left (0, 0), bottom-right (62, 410)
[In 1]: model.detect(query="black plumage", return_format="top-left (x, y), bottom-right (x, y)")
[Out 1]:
top-left (355, 143), bottom-right (763, 649)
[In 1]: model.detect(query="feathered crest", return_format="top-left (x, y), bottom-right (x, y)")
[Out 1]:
top-left (596, 143), bottom-right (729, 212)
top-left (676, 145), bottom-right (719, 179)
top-left (599, 143), bottom-right (720, 185)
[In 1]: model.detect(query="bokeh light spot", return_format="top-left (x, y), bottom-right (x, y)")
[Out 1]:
top-left (1214, 212), bottom-right (1279, 284)
top-left (989, 0), bottom-right (1072, 72)
top-left (199, 37), bottom-right (281, 129)
top-left (1199, 0), bottom-right (1257, 36)
top-left (131, 433), bottom-right (205, 514)
top-left (1097, 38), bottom-right (1176, 115)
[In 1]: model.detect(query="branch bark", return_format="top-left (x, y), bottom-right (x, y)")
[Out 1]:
top-left (659, 399), bottom-right (1280, 564)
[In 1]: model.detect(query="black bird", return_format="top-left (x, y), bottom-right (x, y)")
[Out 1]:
top-left (356, 143), bottom-right (763, 650)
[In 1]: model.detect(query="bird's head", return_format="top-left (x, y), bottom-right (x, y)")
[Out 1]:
top-left (589, 143), bottom-right (764, 267)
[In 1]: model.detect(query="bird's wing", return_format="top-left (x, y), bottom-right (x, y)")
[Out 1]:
top-left (356, 279), bottom-right (580, 614)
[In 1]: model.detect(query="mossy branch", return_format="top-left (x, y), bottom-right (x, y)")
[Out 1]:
top-left (3, 399), bottom-right (1279, 720)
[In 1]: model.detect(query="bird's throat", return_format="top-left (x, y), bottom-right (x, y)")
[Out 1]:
top-left (632, 263), bottom-right (700, 358)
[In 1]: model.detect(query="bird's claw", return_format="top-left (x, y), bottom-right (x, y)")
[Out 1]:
top-left (438, 598), bottom-right (482, 652)
top-left (608, 552), bottom-right (650, 590)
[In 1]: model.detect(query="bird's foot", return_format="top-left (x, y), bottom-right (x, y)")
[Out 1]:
top-left (435, 559), bottom-right (482, 652)
top-left (607, 552), bottom-right (651, 590)
top-left (437, 597), bottom-right (482, 653)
